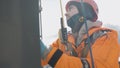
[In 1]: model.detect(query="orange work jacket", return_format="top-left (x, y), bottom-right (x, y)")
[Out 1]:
top-left (41, 27), bottom-right (119, 68)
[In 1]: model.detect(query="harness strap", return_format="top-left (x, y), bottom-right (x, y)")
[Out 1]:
top-left (81, 58), bottom-right (90, 68)
top-left (81, 29), bottom-right (110, 58)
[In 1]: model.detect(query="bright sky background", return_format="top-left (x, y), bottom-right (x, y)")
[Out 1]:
top-left (40, 0), bottom-right (120, 46)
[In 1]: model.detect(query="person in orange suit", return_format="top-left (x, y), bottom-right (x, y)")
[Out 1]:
top-left (40, 0), bottom-right (120, 68)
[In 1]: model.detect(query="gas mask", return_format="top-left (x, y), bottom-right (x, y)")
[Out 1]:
top-left (67, 13), bottom-right (84, 33)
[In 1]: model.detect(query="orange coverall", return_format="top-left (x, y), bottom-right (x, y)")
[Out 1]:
top-left (41, 27), bottom-right (119, 68)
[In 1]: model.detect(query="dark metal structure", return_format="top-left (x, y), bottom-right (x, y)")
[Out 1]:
top-left (0, 0), bottom-right (41, 68)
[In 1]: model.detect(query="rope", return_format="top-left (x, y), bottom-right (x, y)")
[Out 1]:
top-left (80, 0), bottom-right (95, 68)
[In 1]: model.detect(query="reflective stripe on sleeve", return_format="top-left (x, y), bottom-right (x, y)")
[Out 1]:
top-left (48, 49), bottom-right (63, 67)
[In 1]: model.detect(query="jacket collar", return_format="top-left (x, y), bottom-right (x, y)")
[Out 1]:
top-left (74, 20), bottom-right (102, 46)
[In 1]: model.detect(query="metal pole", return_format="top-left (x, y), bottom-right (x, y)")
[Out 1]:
top-left (39, 0), bottom-right (42, 39)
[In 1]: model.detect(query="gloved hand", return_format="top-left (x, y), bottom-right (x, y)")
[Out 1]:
top-left (58, 28), bottom-right (69, 51)
top-left (40, 40), bottom-right (47, 55)
top-left (58, 29), bottom-right (77, 56)
top-left (40, 40), bottom-right (52, 60)
top-left (58, 28), bottom-right (68, 44)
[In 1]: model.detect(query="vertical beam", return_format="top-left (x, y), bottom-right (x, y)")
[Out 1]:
top-left (0, 0), bottom-right (41, 68)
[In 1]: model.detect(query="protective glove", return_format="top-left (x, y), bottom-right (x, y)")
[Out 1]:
top-left (40, 40), bottom-right (52, 60)
top-left (58, 28), bottom-right (68, 51)
top-left (58, 29), bottom-right (77, 56)
top-left (58, 28), bottom-right (68, 44)
top-left (40, 40), bottom-right (47, 55)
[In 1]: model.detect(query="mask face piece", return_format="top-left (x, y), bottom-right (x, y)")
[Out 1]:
top-left (67, 13), bottom-right (84, 33)
top-left (67, 13), bottom-right (81, 29)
